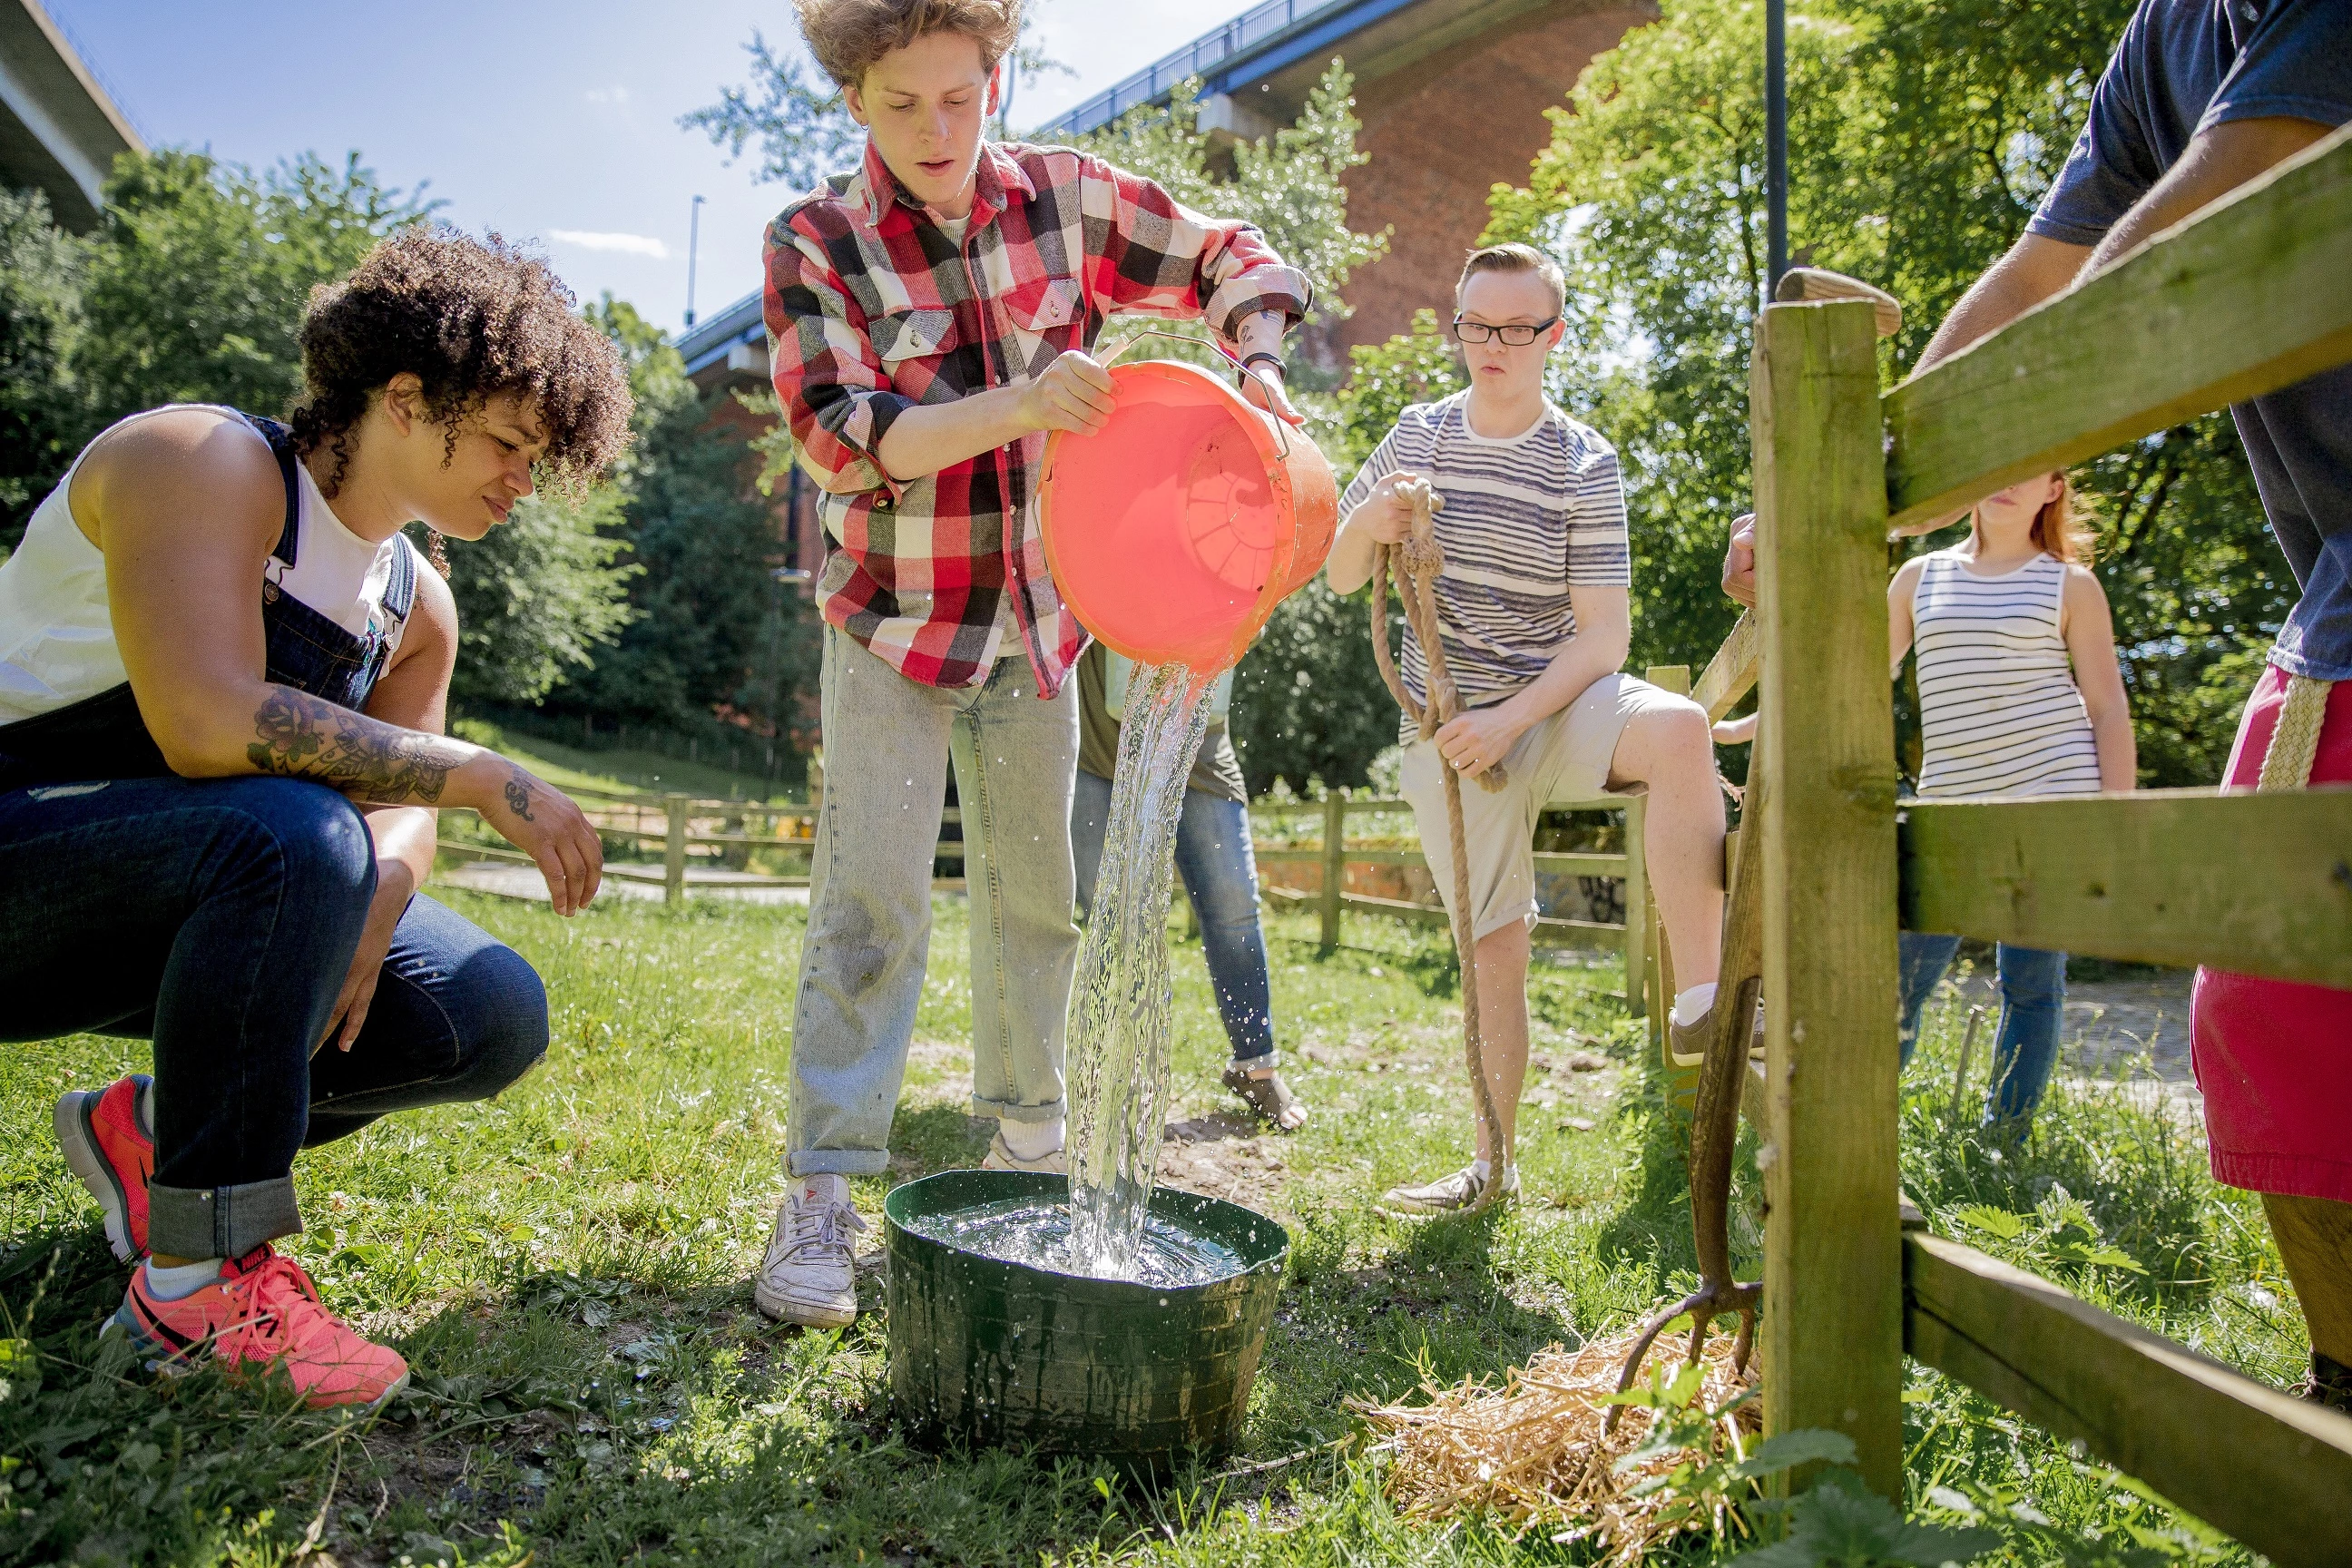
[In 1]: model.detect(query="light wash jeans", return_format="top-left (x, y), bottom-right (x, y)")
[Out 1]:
top-left (786, 624), bottom-right (1080, 1177)
top-left (1898, 931), bottom-right (2067, 1131)
top-left (1071, 769), bottom-right (1276, 1068)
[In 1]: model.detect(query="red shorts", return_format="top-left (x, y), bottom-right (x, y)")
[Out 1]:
top-left (2190, 665), bottom-right (2352, 1202)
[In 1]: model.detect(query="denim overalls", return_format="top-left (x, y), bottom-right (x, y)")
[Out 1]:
top-left (0, 413), bottom-right (415, 794)
top-left (0, 412), bottom-right (544, 1263)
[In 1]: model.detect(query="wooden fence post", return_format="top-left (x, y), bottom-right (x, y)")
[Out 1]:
top-left (1318, 788), bottom-right (1348, 953)
top-left (664, 793), bottom-right (689, 907)
top-left (1752, 299), bottom-right (1905, 1496)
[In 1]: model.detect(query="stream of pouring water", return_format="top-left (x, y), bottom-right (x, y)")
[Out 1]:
top-left (1063, 660), bottom-right (1216, 1277)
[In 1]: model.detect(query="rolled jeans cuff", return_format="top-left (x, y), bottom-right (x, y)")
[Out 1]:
top-left (1229, 1047), bottom-right (1277, 1070)
top-left (973, 1095), bottom-right (1065, 1123)
top-left (786, 1149), bottom-right (892, 1179)
top-left (147, 1178), bottom-right (302, 1260)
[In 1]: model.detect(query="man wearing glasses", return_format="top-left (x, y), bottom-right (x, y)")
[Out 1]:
top-left (1326, 243), bottom-right (1727, 1214)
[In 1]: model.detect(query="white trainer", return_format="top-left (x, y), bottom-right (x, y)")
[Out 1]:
top-left (754, 1177), bottom-right (867, 1328)
top-left (1376, 1162), bottom-right (1520, 1218)
top-left (979, 1130), bottom-right (1066, 1174)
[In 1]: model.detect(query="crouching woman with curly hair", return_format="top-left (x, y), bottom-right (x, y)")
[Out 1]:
top-left (0, 229), bottom-right (632, 1407)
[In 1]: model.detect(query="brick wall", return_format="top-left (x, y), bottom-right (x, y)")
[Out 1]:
top-left (1333, 3), bottom-right (1655, 353)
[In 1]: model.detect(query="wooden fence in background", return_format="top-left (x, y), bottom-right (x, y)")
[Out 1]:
top-left (438, 780), bottom-right (1656, 1009)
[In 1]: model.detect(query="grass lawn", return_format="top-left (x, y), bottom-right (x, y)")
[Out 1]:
top-left (0, 891), bottom-right (2307, 1567)
top-left (447, 720), bottom-right (793, 806)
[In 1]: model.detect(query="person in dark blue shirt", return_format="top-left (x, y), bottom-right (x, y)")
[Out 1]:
top-left (1724, 0), bottom-right (2352, 1415)
top-left (1911, 0), bottom-right (2351, 1416)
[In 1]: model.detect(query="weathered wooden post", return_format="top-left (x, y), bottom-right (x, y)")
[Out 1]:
top-left (664, 792), bottom-right (689, 907)
top-left (1752, 298), bottom-right (1904, 1495)
top-left (1318, 788), bottom-right (1348, 953)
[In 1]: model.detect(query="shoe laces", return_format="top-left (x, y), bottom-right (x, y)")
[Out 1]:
top-left (212, 1249), bottom-right (338, 1358)
top-left (778, 1194), bottom-right (867, 1263)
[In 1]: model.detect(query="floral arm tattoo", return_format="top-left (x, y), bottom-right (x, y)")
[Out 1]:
top-left (247, 687), bottom-right (471, 804)
top-left (505, 764), bottom-right (534, 820)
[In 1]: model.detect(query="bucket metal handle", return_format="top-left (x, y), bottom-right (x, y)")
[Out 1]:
top-left (1098, 327), bottom-right (1298, 458)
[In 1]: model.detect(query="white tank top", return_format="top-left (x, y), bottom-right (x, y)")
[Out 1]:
top-left (1910, 548), bottom-right (2102, 799)
top-left (0, 406), bottom-right (425, 725)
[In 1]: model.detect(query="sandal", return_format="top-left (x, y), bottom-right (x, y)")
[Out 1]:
top-left (1223, 1065), bottom-right (1308, 1131)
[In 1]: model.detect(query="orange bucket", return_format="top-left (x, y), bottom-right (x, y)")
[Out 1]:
top-left (1039, 359), bottom-right (1337, 674)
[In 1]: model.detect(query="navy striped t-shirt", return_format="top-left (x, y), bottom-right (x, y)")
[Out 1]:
top-left (1340, 394), bottom-right (1631, 730)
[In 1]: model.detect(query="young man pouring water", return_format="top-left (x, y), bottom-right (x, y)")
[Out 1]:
top-left (1328, 244), bottom-right (1729, 1215)
top-left (757, 0), bottom-right (1308, 1327)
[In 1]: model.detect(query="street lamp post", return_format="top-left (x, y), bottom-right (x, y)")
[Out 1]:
top-left (1766, 0), bottom-right (1788, 291)
top-left (686, 193), bottom-right (705, 328)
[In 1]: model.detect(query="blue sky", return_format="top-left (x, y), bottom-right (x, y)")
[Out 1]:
top-left (41, 0), bottom-right (1257, 338)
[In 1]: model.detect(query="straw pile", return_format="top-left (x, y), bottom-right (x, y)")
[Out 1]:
top-left (1356, 1326), bottom-right (1758, 1560)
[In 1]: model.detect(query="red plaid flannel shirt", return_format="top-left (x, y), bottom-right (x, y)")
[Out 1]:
top-left (764, 138), bottom-right (1310, 693)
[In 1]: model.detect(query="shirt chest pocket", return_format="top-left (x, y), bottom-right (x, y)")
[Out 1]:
top-left (870, 308), bottom-right (959, 394)
top-left (999, 276), bottom-right (1083, 368)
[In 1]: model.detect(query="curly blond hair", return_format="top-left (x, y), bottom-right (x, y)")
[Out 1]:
top-left (796, 0), bottom-right (1022, 91)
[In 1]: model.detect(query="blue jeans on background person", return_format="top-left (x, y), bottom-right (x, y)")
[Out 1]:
top-left (0, 773), bottom-right (550, 1259)
top-left (1071, 769), bottom-right (1275, 1068)
top-left (1898, 930), bottom-right (2067, 1130)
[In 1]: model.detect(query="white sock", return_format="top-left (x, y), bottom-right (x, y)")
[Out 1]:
top-left (142, 1258), bottom-right (222, 1298)
top-left (1671, 982), bottom-right (1720, 1028)
top-left (1000, 1116), bottom-right (1065, 1161)
top-left (1471, 1158), bottom-right (1493, 1182)
top-left (797, 1173), bottom-right (848, 1207)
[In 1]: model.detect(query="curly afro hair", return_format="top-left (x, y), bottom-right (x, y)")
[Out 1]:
top-left (289, 227), bottom-right (633, 496)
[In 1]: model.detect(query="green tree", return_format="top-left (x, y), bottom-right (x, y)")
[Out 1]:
top-left (0, 185), bottom-right (85, 545)
top-left (1470, 0), bottom-right (2269, 785)
top-left (537, 299), bottom-right (815, 746)
top-left (1075, 65), bottom-right (1388, 354)
top-left (75, 151), bottom-right (433, 428)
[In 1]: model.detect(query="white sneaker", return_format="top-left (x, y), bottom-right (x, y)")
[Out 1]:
top-left (979, 1130), bottom-right (1066, 1174)
top-left (754, 1177), bottom-right (867, 1328)
top-left (1377, 1162), bottom-right (1520, 1218)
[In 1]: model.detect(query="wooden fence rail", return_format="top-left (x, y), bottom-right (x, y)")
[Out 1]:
top-left (440, 786), bottom-right (1657, 1002)
top-left (1691, 122), bottom-right (2352, 1563)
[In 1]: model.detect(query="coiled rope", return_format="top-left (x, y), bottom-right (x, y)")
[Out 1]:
top-left (2256, 673), bottom-right (2331, 792)
top-left (1370, 478), bottom-right (1506, 1178)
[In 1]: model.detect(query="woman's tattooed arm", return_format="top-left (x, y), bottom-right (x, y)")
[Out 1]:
top-left (247, 686), bottom-right (474, 804)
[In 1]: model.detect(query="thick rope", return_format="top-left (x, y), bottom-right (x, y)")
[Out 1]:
top-left (1370, 478), bottom-right (1505, 1179)
top-left (2256, 674), bottom-right (2331, 792)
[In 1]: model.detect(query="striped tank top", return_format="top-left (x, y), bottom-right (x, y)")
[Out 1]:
top-left (1911, 549), bottom-right (2102, 799)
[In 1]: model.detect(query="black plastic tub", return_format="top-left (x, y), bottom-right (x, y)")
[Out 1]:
top-left (883, 1169), bottom-right (1289, 1466)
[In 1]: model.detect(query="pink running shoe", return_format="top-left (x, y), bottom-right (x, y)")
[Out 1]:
top-left (54, 1073), bottom-right (155, 1260)
top-left (113, 1246), bottom-right (409, 1409)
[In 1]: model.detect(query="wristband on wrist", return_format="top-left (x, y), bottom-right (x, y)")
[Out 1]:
top-left (1241, 351), bottom-right (1286, 377)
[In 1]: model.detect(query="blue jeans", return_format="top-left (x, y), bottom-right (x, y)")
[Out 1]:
top-left (1072, 769), bottom-right (1275, 1067)
top-left (1899, 931), bottom-right (2066, 1129)
top-left (0, 774), bottom-right (548, 1259)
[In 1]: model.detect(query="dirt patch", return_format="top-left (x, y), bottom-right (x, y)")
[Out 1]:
top-left (1156, 1112), bottom-right (1294, 1210)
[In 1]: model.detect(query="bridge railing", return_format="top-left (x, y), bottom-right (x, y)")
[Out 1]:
top-left (1696, 122), bottom-right (2352, 1562)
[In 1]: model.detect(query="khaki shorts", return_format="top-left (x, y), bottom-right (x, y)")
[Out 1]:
top-left (1401, 673), bottom-right (1683, 941)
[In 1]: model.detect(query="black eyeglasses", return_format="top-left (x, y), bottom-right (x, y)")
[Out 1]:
top-left (1451, 315), bottom-right (1559, 346)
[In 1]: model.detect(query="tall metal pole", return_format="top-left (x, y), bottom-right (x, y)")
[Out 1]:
top-left (685, 194), bottom-right (705, 328)
top-left (1766, 0), bottom-right (1788, 291)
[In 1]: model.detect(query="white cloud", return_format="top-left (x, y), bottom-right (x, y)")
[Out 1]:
top-left (584, 86), bottom-right (631, 105)
top-left (549, 229), bottom-right (669, 260)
